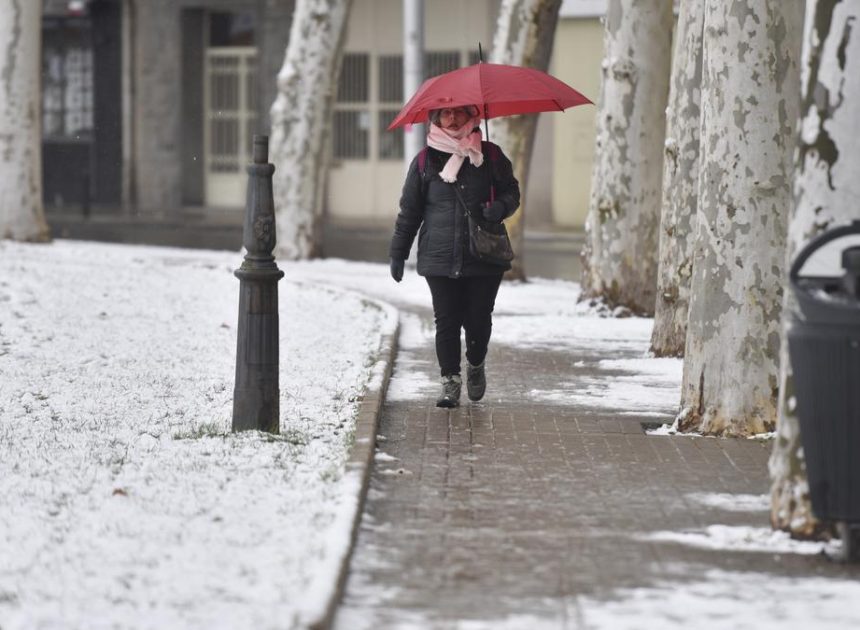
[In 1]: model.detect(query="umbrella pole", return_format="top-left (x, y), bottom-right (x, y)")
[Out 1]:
top-left (478, 42), bottom-right (494, 203)
top-left (478, 42), bottom-right (490, 143)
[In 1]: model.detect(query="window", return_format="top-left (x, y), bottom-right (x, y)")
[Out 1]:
top-left (333, 49), bottom-right (472, 162)
top-left (42, 20), bottom-right (94, 140)
top-left (205, 49), bottom-right (257, 176)
top-left (425, 51), bottom-right (460, 78)
top-left (378, 110), bottom-right (403, 160)
top-left (338, 54), bottom-right (369, 102)
top-left (334, 53), bottom-right (370, 159)
top-left (378, 55), bottom-right (404, 160)
top-left (333, 111), bottom-right (369, 159)
top-left (378, 55), bottom-right (402, 102)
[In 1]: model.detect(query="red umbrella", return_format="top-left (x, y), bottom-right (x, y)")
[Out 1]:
top-left (387, 62), bottom-right (592, 130)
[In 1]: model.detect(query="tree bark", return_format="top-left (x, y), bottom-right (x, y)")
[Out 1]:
top-left (770, 0), bottom-right (860, 538)
top-left (650, 0), bottom-right (705, 356)
top-left (677, 0), bottom-right (803, 436)
top-left (0, 0), bottom-right (50, 242)
top-left (581, 0), bottom-right (672, 315)
top-left (489, 0), bottom-right (564, 282)
top-left (270, 0), bottom-right (354, 260)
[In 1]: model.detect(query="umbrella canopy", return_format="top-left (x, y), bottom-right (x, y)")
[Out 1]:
top-left (387, 62), bottom-right (592, 130)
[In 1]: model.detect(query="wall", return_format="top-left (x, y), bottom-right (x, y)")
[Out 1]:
top-left (133, 0), bottom-right (183, 211)
top-left (550, 16), bottom-right (603, 229)
top-left (327, 0), bottom-right (499, 224)
top-left (134, 0), bottom-right (290, 211)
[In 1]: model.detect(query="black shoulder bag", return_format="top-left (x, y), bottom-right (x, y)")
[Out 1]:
top-left (451, 158), bottom-right (514, 266)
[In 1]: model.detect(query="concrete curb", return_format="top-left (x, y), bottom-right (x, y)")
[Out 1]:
top-left (308, 293), bottom-right (399, 630)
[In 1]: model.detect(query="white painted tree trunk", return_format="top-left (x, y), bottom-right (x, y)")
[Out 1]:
top-left (677, 0), bottom-right (803, 436)
top-left (489, 0), bottom-right (563, 281)
top-left (581, 0), bottom-right (672, 315)
top-left (0, 0), bottom-right (49, 242)
top-left (770, 0), bottom-right (860, 538)
top-left (270, 0), bottom-right (354, 260)
top-left (650, 0), bottom-right (705, 356)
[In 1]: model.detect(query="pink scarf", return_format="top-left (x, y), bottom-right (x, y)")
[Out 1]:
top-left (426, 119), bottom-right (484, 183)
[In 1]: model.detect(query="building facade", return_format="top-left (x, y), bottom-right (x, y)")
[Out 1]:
top-left (42, 0), bottom-right (605, 235)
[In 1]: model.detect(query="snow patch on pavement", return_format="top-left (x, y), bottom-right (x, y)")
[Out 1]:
top-left (687, 493), bottom-right (771, 512)
top-left (576, 569), bottom-right (860, 630)
top-left (529, 356), bottom-right (682, 414)
top-left (642, 525), bottom-right (839, 556)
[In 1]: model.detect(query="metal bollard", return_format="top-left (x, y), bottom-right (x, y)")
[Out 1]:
top-left (232, 135), bottom-right (284, 433)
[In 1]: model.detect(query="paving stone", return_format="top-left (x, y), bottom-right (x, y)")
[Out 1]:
top-left (334, 303), bottom-right (860, 629)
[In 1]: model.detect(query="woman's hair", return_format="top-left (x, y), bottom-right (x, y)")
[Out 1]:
top-left (429, 105), bottom-right (479, 126)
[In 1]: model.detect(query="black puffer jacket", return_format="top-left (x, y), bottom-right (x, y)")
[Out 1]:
top-left (389, 142), bottom-right (520, 277)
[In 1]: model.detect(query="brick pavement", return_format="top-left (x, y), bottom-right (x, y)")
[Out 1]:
top-left (333, 303), bottom-right (860, 629)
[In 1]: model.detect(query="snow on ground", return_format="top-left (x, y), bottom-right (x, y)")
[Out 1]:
top-left (575, 568), bottom-right (860, 630)
top-left (642, 525), bottom-right (839, 556)
top-left (687, 492), bottom-right (771, 512)
top-left (529, 356), bottom-right (682, 415)
top-left (6, 247), bottom-right (838, 629)
top-left (384, 312), bottom-right (437, 403)
top-left (0, 241), bottom-right (392, 630)
top-left (289, 260), bottom-right (683, 414)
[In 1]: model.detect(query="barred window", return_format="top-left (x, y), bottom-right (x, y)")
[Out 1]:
top-left (42, 46), bottom-right (94, 139)
top-left (333, 110), bottom-right (369, 159)
top-left (378, 110), bottom-right (403, 160)
top-left (205, 49), bottom-right (257, 174)
top-left (333, 53), bottom-right (369, 159)
top-left (425, 51), bottom-right (460, 78)
top-left (378, 55), bottom-right (403, 103)
top-left (338, 53), bottom-right (369, 102)
top-left (334, 50), bottom-right (472, 161)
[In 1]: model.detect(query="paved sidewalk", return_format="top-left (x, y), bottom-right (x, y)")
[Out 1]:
top-left (333, 302), bottom-right (860, 629)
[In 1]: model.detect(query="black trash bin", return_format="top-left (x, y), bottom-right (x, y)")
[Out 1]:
top-left (788, 220), bottom-right (860, 562)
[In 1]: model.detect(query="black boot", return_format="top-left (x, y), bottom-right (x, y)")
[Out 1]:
top-left (466, 361), bottom-right (486, 401)
top-left (436, 374), bottom-right (461, 408)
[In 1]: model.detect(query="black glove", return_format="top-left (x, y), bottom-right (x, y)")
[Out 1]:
top-left (390, 258), bottom-right (404, 283)
top-left (482, 200), bottom-right (506, 223)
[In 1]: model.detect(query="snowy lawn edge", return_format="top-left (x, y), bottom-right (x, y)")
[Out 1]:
top-left (297, 283), bottom-right (399, 630)
top-left (0, 243), bottom-right (400, 630)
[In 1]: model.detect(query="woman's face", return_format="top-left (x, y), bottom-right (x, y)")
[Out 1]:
top-left (438, 107), bottom-right (474, 131)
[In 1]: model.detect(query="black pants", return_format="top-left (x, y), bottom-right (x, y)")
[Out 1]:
top-left (425, 274), bottom-right (504, 376)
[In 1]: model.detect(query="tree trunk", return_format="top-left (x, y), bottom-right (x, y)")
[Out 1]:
top-left (677, 0), bottom-right (803, 436)
top-left (269, 0), bottom-right (354, 260)
top-left (489, 0), bottom-right (563, 282)
top-left (581, 0), bottom-right (672, 315)
top-left (770, 0), bottom-right (860, 539)
top-left (650, 0), bottom-right (705, 356)
top-left (0, 0), bottom-right (50, 242)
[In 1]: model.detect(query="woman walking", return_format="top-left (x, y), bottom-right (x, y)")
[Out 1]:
top-left (388, 105), bottom-right (520, 408)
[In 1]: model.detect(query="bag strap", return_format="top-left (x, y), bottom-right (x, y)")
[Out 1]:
top-left (417, 146), bottom-right (429, 176)
top-left (419, 142), bottom-right (499, 205)
top-left (451, 180), bottom-right (482, 223)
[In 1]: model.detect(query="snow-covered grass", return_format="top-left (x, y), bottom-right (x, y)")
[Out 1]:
top-left (8, 246), bottom-right (838, 630)
top-left (0, 241), bottom-right (392, 629)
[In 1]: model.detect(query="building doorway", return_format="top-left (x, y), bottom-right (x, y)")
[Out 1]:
top-left (202, 11), bottom-right (257, 208)
top-left (42, 0), bottom-right (122, 209)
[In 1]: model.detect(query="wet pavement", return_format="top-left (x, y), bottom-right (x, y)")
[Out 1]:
top-left (333, 301), bottom-right (860, 629)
